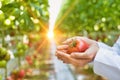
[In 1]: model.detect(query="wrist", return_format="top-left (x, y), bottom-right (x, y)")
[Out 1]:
top-left (91, 42), bottom-right (99, 61)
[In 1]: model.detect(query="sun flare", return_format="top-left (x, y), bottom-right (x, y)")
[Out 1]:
top-left (47, 30), bottom-right (54, 39)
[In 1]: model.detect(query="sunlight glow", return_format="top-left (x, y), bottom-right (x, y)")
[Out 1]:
top-left (48, 0), bottom-right (63, 35)
top-left (47, 30), bottom-right (54, 39)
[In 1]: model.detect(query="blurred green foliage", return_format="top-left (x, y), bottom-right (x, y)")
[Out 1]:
top-left (0, 0), bottom-right (48, 36)
top-left (57, 0), bottom-right (120, 45)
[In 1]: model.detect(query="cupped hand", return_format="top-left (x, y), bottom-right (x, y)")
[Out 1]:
top-left (56, 36), bottom-right (99, 67)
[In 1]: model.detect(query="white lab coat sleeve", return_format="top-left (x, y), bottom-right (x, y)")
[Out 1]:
top-left (112, 36), bottom-right (120, 55)
top-left (93, 37), bottom-right (120, 80)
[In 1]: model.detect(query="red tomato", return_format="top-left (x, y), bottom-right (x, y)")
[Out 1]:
top-left (18, 69), bottom-right (25, 78)
top-left (28, 60), bottom-right (33, 65)
top-left (67, 39), bottom-right (89, 54)
top-left (25, 56), bottom-right (31, 61)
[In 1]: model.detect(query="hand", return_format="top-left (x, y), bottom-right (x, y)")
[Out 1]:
top-left (56, 36), bottom-right (99, 67)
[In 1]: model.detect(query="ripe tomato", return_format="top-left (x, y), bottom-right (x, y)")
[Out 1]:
top-left (67, 39), bottom-right (89, 54)
top-left (18, 69), bottom-right (25, 78)
top-left (25, 56), bottom-right (31, 61)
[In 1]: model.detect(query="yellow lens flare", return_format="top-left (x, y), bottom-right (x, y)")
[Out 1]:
top-left (47, 31), bottom-right (54, 39)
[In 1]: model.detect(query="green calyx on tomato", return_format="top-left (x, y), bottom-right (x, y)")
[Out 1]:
top-left (67, 39), bottom-right (89, 54)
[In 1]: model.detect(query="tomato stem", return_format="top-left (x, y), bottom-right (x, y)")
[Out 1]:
top-left (69, 40), bottom-right (76, 47)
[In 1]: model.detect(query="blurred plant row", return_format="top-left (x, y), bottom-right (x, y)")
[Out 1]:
top-left (0, 0), bottom-right (48, 66)
top-left (0, 0), bottom-right (48, 37)
top-left (56, 0), bottom-right (120, 45)
top-left (0, 0), bottom-right (50, 80)
top-left (55, 0), bottom-right (120, 79)
top-left (0, 0), bottom-right (120, 80)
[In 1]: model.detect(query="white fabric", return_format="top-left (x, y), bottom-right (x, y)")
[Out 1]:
top-left (93, 36), bottom-right (120, 80)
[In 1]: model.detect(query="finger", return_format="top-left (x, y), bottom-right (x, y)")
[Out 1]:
top-left (63, 36), bottom-right (96, 46)
top-left (71, 52), bottom-right (88, 59)
top-left (69, 58), bottom-right (90, 67)
top-left (62, 36), bottom-right (88, 44)
top-left (60, 50), bottom-right (67, 53)
top-left (55, 51), bottom-right (63, 58)
top-left (62, 37), bottom-right (80, 44)
top-left (56, 51), bottom-right (67, 59)
top-left (56, 51), bottom-right (79, 64)
top-left (80, 37), bottom-right (97, 45)
top-left (56, 51), bottom-right (89, 66)
top-left (62, 38), bottom-right (73, 44)
top-left (84, 44), bottom-right (99, 60)
top-left (57, 56), bottom-right (62, 60)
top-left (56, 51), bottom-right (90, 66)
top-left (57, 45), bottom-right (68, 50)
top-left (57, 51), bottom-right (84, 65)
top-left (56, 53), bottom-right (65, 62)
top-left (55, 50), bottom-right (67, 57)
top-left (56, 51), bottom-right (71, 62)
top-left (63, 60), bottom-right (70, 64)
top-left (56, 51), bottom-right (70, 58)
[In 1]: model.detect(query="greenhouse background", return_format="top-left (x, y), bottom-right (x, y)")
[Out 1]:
top-left (0, 0), bottom-right (120, 80)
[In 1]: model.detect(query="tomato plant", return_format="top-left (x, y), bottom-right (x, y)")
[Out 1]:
top-left (0, 47), bottom-right (10, 64)
top-left (56, 0), bottom-right (120, 45)
top-left (0, 60), bottom-right (7, 68)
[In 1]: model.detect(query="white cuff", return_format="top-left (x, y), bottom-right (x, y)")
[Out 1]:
top-left (93, 47), bottom-right (120, 80)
